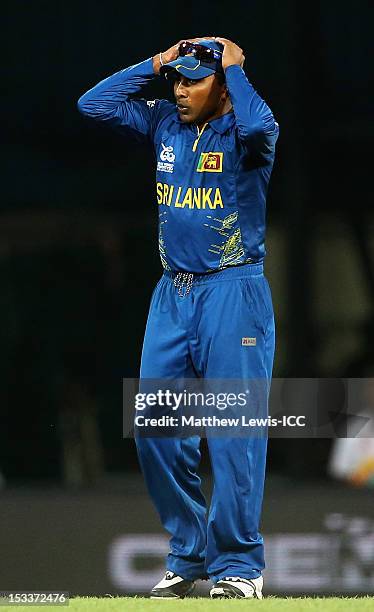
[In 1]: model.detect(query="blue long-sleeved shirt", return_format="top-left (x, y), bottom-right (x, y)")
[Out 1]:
top-left (78, 58), bottom-right (279, 273)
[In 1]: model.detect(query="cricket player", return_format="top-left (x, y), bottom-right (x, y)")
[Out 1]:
top-left (78, 36), bottom-right (279, 599)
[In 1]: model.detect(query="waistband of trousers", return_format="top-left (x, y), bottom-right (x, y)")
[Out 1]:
top-left (163, 262), bottom-right (264, 286)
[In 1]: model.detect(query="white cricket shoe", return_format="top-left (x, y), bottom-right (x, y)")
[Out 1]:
top-left (210, 575), bottom-right (263, 599)
top-left (150, 571), bottom-right (196, 599)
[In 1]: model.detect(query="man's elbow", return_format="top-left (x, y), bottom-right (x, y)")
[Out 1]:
top-left (240, 123), bottom-right (279, 157)
top-left (240, 116), bottom-right (278, 140)
top-left (77, 93), bottom-right (91, 116)
top-left (239, 123), bottom-right (262, 142)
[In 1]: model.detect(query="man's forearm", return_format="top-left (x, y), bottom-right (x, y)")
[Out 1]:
top-left (225, 65), bottom-right (278, 151)
top-left (152, 53), bottom-right (162, 76)
top-left (77, 58), bottom-right (156, 120)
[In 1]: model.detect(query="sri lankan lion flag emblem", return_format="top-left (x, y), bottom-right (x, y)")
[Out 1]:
top-left (197, 152), bottom-right (223, 173)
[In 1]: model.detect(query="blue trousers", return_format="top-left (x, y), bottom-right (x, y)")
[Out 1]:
top-left (135, 263), bottom-right (275, 582)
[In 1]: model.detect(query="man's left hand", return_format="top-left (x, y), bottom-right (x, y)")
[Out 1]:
top-left (215, 37), bottom-right (245, 70)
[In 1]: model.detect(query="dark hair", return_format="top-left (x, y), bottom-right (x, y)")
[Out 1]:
top-left (215, 72), bottom-right (226, 86)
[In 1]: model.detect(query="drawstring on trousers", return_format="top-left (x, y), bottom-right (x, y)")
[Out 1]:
top-left (173, 272), bottom-right (194, 297)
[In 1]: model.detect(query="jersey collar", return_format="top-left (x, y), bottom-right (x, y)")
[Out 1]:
top-left (173, 108), bottom-right (235, 133)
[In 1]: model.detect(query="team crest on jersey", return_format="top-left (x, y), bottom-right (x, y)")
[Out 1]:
top-left (197, 152), bottom-right (223, 173)
top-left (157, 142), bottom-right (175, 173)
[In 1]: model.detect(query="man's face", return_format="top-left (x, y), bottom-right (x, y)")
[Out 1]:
top-left (173, 73), bottom-right (226, 125)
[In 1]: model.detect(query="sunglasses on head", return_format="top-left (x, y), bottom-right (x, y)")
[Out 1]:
top-left (178, 41), bottom-right (222, 63)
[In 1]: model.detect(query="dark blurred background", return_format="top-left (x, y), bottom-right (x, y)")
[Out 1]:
top-left (1, 0), bottom-right (374, 598)
top-left (2, 0), bottom-right (373, 486)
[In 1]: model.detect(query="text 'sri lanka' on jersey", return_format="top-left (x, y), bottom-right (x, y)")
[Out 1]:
top-left (77, 58), bottom-right (279, 273)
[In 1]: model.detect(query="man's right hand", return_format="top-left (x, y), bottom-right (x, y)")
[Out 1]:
top-left (153, 37), bottom-right (216, 75)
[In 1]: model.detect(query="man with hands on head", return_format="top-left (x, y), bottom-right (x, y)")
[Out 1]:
top-left (78, 36), bottom-right (279, 599)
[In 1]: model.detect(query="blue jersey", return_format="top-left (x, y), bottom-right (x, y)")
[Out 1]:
top-left (78, 58), bottom-right (279, 273)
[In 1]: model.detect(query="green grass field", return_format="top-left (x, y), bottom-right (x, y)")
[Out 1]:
top-left (10, 596), bottom-right (374, 611)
